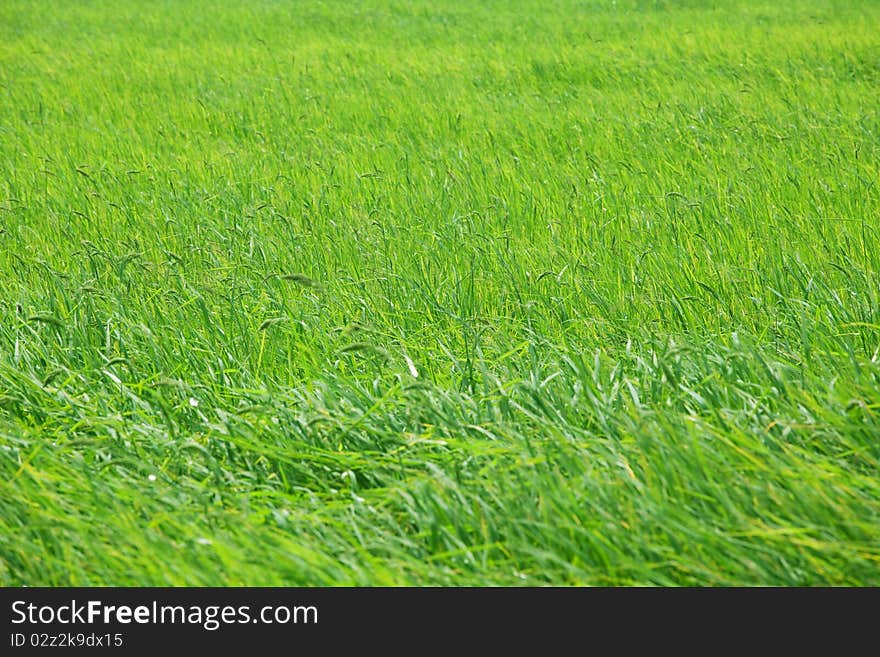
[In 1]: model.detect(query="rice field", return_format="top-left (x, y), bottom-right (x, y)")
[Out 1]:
top-left (1, 0), bottom-right (879, 585)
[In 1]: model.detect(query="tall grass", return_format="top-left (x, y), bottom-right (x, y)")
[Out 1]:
top-left (1, 0), bottom-right (878, 585)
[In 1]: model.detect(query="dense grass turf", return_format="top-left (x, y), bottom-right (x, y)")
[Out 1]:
top-left (1, 0), bottom-right (879, 585)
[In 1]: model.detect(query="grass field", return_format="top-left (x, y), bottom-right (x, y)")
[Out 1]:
top-left (1, 0), bottom-right (879, 586)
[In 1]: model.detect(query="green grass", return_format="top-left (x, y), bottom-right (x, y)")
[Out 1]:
top-left (1, 0), bottom-right (879, 585)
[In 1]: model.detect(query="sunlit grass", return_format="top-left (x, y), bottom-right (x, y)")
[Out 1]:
top-left (1, 0), bottom-right (878, 585)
